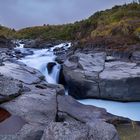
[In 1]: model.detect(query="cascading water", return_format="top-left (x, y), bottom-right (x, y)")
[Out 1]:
top-left (50, 64), bottom-right (61, 84)
top-left (16, 42), bottom-right (71, 84)
top-left (15, 42), bottom-right (140, 121)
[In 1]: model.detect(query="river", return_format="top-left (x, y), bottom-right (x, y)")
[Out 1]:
top-left (16, 42), bottom-right (140, 121)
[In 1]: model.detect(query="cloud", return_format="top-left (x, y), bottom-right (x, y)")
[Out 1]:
top-left (0, 0), bottom-right (132, 29)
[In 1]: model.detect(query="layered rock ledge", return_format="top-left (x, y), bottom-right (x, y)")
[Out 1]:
top-left (63, 52), bottom-right (140, 101)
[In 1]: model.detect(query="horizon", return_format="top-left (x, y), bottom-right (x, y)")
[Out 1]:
top-left (0, 0), bottom-right (132, 29)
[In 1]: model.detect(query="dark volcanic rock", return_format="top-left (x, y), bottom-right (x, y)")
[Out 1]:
top-left (47, 62), bottom-right (56, 74)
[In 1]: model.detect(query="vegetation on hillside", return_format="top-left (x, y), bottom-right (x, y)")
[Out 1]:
top-left (0, 2), bottom-right (140, 44)
top-left (0, 25), bottom-right (15, 38)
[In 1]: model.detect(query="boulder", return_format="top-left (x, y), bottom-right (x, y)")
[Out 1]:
top-left (41, 118), bottom-right (119, 140)
top-left (0, 75), bottom-right (23, 103)
top-left (14, 48), bottom-right (33, 58)
top-left (55, 54), bottom-right (67, 64)
top-left (1, 90), bottom-right (57, 125)
top-left (47, 62), bottom-right (56, 74)
top-left (0, 62), bottom-right (44, 85)
top-left (131, 51), bottom-right (140, 62)
top-left (24, 40), bottom-right (37, 48)
top-left (57, 95), bottom-right (130, 124)
top-left (99, 61), bottom-right (140, 101)
top-left (0, 48), bottom-right (14, 63)
top-left (63, 52), bottom-right (140, 101)
top-left (41, 121), bottom-right (89, 140)
top-left (87, 121), bottom-right (119, 140)
top-left (63, 52), bottom-right (105, 99)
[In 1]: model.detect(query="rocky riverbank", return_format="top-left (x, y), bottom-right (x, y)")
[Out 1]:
top-left (0, 59), bottom-right (124, 140)
top-left (62, 52), bottom-right (140, 101)
top-left (0, 37), bottom-right (139, 140)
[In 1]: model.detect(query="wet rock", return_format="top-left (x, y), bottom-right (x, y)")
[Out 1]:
top-left (47, 62), bottom-right (56, 74)
top-left (53, 47), bottom-right (65, 52)
top-left (55, 54), bottom-right (67, 64)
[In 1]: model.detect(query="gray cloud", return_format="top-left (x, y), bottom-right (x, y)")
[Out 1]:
top-left (0, 0), bottom-right (132, 29)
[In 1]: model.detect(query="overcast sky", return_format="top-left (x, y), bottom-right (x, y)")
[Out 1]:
top-left (0, 0), bottom-right (132, 29)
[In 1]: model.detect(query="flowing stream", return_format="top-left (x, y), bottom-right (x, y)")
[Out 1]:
top-left (17, 43), bottom-right (71, 84)
top-left (16, 43), bottom-right (140, 121)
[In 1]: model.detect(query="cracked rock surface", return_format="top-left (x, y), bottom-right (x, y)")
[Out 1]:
top-left (63, 52), bottom-right (140, 101)
top-left (0, 92), bottom-right (122, 140)
top-left (0, 49), bottom-right (128, 140)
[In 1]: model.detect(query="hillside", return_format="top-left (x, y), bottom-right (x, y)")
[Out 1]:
top-left (0, 25), bottom-right (15, 39)
top-left (0, 3), bottom-right (140, 45)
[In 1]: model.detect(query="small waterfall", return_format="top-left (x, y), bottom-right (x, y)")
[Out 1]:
top-left (50, 64), bottom-right (61, 84)
top-left (17, 42), bottom-right (71, 84)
